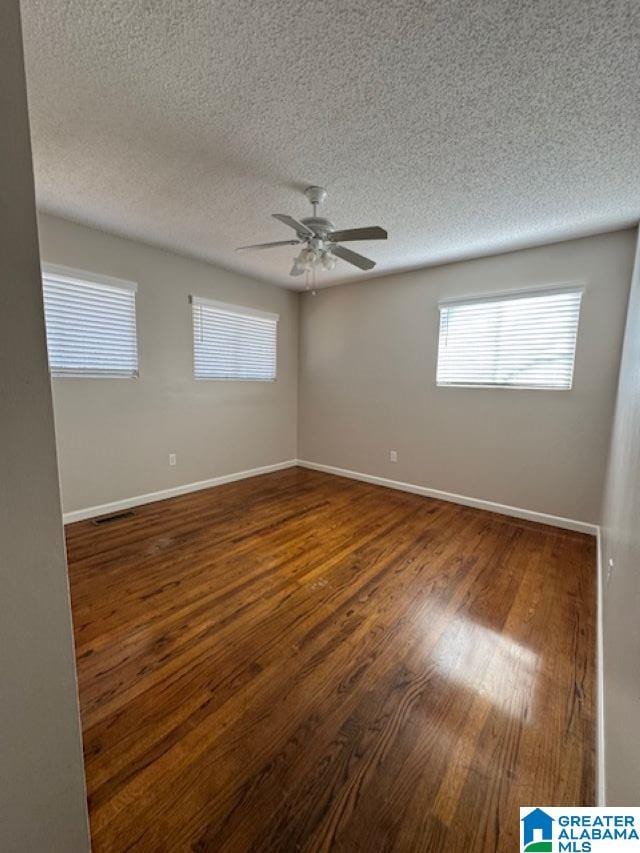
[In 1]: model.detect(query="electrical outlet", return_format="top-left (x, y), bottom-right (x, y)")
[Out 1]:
top-left (389, 450), bottom-right (398, 463)
top-left (169, 453), bottom-right (177, 466)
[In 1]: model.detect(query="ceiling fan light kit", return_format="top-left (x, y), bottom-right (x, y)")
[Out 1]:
top-left (236, 186), bottom-right (387, 281)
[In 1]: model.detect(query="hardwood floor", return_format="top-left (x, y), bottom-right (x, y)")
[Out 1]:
top-left (66, 466), bottom-right (596, 852)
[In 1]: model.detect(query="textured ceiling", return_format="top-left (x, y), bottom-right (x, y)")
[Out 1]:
top-left (21, 0), bottom-right (640, 290)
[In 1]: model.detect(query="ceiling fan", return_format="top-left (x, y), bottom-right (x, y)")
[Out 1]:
top-left (236, 186), bottom-right (387, 277)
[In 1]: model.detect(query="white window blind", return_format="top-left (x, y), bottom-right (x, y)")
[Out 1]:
top-left (42, 265), bottom-right (138, 378)
top-left (437, 286), bottom-right (583, 390)
top-left (191, 296), bottom-right (278, 380)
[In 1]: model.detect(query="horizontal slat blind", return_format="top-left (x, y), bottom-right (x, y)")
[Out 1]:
top-left (437, 287), bottom-right (582, 389)
top-left (191, 297), bottom-right (277, 380)
top-left (42, 269), bottom-right (138, 378)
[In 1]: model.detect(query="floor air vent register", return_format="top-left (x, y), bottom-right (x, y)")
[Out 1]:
top-left (92, 510), bottom-right (136, 526)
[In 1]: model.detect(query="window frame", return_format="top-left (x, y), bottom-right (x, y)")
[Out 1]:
top-left (435, 283), bottom-right (584, 391)
top-left (190, 295), bottom-right (279, 382)
top-left (41, 263), bottom-right (139, 379)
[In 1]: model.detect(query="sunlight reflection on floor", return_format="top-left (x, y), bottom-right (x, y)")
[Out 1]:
top-left (431, 614), bottom-right (539, 716)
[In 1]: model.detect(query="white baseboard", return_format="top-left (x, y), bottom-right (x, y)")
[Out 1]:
top-left (65, 457), bottom-right (599, 534)
top-left (62, 460), bottom-right (298, 524)
top-left (596, 528), bottom-right (606, 805)
top-left (297, 459), bottom-right (598, 536)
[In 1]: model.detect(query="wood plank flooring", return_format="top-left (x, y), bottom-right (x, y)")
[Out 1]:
top-left (66, 466), bottom-right (596, 852)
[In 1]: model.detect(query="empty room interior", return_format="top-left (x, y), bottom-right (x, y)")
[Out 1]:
top-left (2, 1), bottom-right (640, 851)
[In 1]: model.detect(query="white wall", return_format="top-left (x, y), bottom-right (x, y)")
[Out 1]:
top-left (299, 230), bottom-right (635, 524)
top-left (600, 227), bottom-right (640, 804)
top-left (38, 213), bottom-right (299, 515)
top-left (0, 3), bottom-right (89, 849)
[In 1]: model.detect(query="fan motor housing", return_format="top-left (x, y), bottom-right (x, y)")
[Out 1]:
top-left (300, 216), bottom-right (335, 237)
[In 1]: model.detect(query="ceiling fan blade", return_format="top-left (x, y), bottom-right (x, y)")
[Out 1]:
top-left (272, 214), bottom-right (314, 236)
top-left (236, 239), bottom-right (301, 251)
top-left (332, 244), bottom-right (376, 271)
top-left (328, 226), bottom-right (387, 242)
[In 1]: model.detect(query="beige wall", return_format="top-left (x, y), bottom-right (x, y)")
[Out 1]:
top-left (299, 230), bottom-right (635, 524)
top-left (600, 227), bottom-right (640, 804)
top-left (38, 213), bottom-right (299, 514)
top-left (0, 3), bottom-right (89, 849)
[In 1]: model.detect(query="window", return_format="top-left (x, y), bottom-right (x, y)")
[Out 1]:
top-left (436, 286), bottom-right (583, 390)
top-left (42, 265), bottom-right (139, 378)
top-left (191, 296), bottom-right (278, 380)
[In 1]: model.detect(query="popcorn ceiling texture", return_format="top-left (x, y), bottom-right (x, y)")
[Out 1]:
top-left (21, 0), bottom-right (640, 289)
